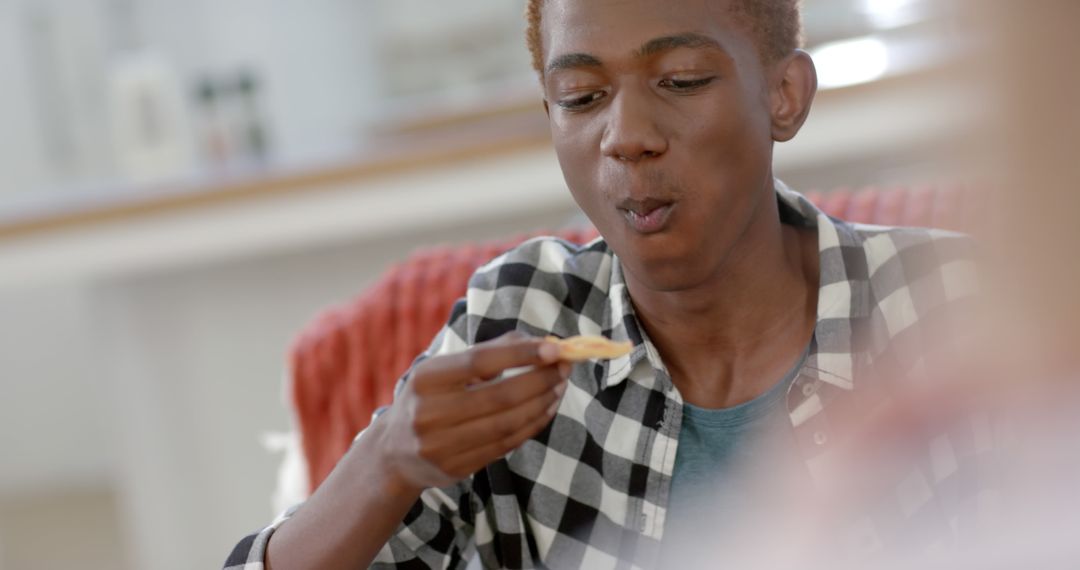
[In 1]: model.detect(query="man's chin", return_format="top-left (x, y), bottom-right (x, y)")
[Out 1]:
top-left (618, 253), bottom-right (715, 294)
top-left (599, 225), bottom-right (715, 290)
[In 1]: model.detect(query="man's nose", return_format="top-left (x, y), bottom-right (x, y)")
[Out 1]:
top-left (599, 88), bottom-right (668, 163)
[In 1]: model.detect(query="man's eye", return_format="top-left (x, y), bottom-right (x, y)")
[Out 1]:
top-left (658, 77), bottom-right (716, 91)
top-left (557, 91), bottom-right (606, 111)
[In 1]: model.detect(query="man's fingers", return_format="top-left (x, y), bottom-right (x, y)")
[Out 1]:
top-left (413, 333), bottom-right (560, 390)
top-left (465, 334), bottom-right (561, 380)
top-left (423, 376), bottom-right (565, 458)
top-left (418, 365), bottom-right (565, 427)
top-left (438, 392), bottom-right (564, 477)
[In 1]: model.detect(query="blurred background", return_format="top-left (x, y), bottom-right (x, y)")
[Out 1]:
top-left (0, 1), bottom-right (989, 568)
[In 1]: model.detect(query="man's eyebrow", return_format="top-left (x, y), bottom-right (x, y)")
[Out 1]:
top-left (545, 53), bottom-right (603, 75)
top-left (544, 33), bottom-right (725, 75)
top-left (636, 33), bottom-right (725, 58)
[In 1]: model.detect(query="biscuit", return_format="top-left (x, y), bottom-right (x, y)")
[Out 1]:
top-left (545, 335), bottom-right (633, 361)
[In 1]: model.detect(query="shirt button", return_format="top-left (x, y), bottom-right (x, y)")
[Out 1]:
top-left (813, 431), bottom-right (828, 446)
top-left (801, 382), bottom-right (816, 397)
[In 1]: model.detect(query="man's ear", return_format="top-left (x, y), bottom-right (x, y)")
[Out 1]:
top-left (769, 50), bottom-right (817, 142)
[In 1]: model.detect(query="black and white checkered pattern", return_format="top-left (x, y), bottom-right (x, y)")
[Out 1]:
top-left (226, 182), bottom-right (983, 569)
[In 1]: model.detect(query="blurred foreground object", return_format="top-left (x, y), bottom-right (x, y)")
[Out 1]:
top-left (822, 2), bottom-right (1080, 566)
top-left (727, 1), bottom-right (1080, 567)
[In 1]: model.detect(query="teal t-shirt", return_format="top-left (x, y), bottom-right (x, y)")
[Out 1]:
top-left (660, 344), bottom-right (810, 561)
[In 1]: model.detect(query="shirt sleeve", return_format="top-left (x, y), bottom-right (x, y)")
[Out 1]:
top-left (223, 502), bottom-right (301, 569)
top-left (371, 480), bottom-right (478, 569)
top-left (224, 300), bottom-right (479, 569)
top-left (223, 454), bottom-right (477, 570)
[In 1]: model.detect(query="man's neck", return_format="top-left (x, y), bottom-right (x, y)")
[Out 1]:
top-left (624, 195), bottom-right (819, 409)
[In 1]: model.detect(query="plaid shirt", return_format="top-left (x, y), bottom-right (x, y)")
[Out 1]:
top-left (226, 182), bottom-right (983, 569)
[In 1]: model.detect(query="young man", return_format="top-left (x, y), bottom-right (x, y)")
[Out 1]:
top-left (227, 0), bottom-right (979, 568)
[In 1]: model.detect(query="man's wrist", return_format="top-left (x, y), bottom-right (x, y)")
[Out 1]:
top-left (357, 415), bottom-right (425, 500)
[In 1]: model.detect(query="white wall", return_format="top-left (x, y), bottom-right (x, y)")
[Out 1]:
top-left (0, 0), bottom-right (384, 197)
top-left (0, 0), bottom-right (64, 196)
top-left (0, 284), bottom-right (114, 495)
top-left (0, 0), bottom-right (530, 201)
top-left (0, 489), bottom-right (127, 570)
top-left (135, 0), bottom-right (384, 164)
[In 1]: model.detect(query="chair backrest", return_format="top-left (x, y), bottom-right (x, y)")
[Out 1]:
top-left (291, 185), bottom-right (981, 492)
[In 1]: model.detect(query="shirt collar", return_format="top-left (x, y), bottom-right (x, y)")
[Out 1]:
top-left (596, 180), bottom-right (864, 392)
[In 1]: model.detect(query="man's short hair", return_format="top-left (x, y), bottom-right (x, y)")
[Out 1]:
top-left (525, 0), bottom-right (803, 74)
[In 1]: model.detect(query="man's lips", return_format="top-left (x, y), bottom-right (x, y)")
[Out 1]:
top-left (617, 198), bottom-right (675, 234)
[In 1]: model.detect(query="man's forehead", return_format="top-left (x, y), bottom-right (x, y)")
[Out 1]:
top-left (540, 0), bottom-right (741, 53)
top-left (541, 0), bottom-right (735, 28)
top-left (540, 0), bottom-right (747, 67)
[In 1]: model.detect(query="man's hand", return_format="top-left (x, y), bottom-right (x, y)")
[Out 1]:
top-left (262, 332), bottom-right (567, 570)
top-left (376, 332), bottom-right (571, 494)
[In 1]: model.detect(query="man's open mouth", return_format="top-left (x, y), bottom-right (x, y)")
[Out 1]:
top-left (618, 198), bottom-right (675, 234)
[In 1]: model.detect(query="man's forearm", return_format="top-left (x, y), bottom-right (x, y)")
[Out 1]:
top-left (265, 420), bottom-right (422, 570)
